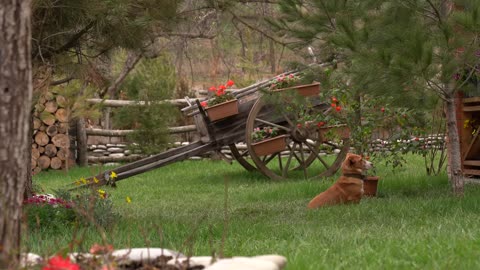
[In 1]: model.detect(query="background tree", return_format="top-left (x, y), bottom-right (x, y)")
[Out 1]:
top-left (0, 0), bottom-right (33, 267)
top-left (274, 0), bottom-right (480, 195)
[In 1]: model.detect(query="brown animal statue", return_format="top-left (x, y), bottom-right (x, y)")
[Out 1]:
top-left (308, 153), bottom-right (373, 208)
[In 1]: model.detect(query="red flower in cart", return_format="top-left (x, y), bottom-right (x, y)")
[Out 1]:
top-left (204, 80), bottom-right (236, 107)
top-left (200, 101), bottom-right (208, 107)
top-left (335, 106), bottom-right (342, 112)
top-left (317, 121), bottom-right (326, 127)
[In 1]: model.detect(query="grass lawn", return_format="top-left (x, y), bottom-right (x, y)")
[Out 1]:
top-left (27, 155), bottom-right (480, 269)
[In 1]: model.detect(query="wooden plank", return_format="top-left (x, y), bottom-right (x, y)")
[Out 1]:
top-left (463, 130), bottom-right (480, 160)
top-left (88, 155), bottom-right (143, 163)
top-left (463, 106), bottom-right (480, 112)
top-left (463, 97), bottom-right (480, 104)
top-left (85, 125), bottom-right (197, 136)
top-left (463, 169), bottom-right (480, 176)
top-left (86, 98), bottom-right (193, 107)
top-left (463, 160), bottom-right (480, 166)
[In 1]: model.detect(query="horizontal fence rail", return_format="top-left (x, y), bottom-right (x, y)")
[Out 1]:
top-left (85, 125), bottom-right (197, 137)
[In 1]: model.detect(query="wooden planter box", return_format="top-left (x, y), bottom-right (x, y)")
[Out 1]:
top-left (205, 99), bottom-right (239, 122)
top-left (252, 135), bottom-right (287, 156)
top-left (271, 83), bottom-right (321, 97)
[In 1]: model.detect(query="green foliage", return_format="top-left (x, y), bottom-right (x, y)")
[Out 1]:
top-left (113, 53), bottom-right (177, 155)
top-left (55, 188), bottom-right (119, 229)
top-left (27, 159), bottom-right (480, 269)
top-left (251, 127), bottom-right (280, 143)
top-left (23, 195), bottom-right (76, 232)
top-left (54, 81), bottom-right (103, 121)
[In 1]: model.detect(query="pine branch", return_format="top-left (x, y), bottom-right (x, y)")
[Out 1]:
top-left (229, 10), bottom-right (289, 47)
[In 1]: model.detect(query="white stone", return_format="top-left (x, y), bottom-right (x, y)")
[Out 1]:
top-left (88, 145), bottom-right (97, 150)
top-left (93, 149), bottom-right (106, 153)
top-left (169, 256), bottom-right (215, 267)
top-left (106, 144), bottom-right (117, 147)
top-left (333, 149), bottom-right (341, 154)
top-left (189, 156), bottom-right (202, 160)
top-left (252, 255), bottom-right (287, 269)
top-left (113, 248), bottom-right (184, 264)
top-left (116, 144), bottom-right (127, 148)
top-left (109, 153), bottom-right (125, 158)
top-left (125, 150), bottom-right (132, 155)
top-left (19, 253), bottom-right (43, 267)
top-left (104, 162), bottom-right (121, 167)
top-left (96, 145), bottom-right (107, 150)
top-left (205, 257), bottom-right (279, 270)
top-left (181, 142), bottom-right (190, 146)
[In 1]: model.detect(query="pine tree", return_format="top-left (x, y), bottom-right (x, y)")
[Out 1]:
top-left (275, 0), bottom-right (480, 195)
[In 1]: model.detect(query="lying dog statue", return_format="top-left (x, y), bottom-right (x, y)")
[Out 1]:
top-left (308, 153), bottom-right (373, 208)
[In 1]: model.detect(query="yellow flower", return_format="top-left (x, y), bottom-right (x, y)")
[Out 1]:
top-left (110, 171), bottom-right (117, 179)
top-left (93, 177), bottom-right (99, 184)
top-left (81, 177), bottom-right (87, 184)
top-left (125, 196), bottom-right (132, 203)
top-left (97, 189), bottom-right (106, 199)
top-left (75, 180), bottom-right (81, 186)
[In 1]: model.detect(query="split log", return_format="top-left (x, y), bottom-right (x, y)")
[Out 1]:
top-left (33, 118), bottom-right (42, 129)
top-left (56, 95), bottom-right (67, 107)
top-left (38, 146), bottom-right (45, 154)
top-left (43, 92), bottom-right (54, 101)
top-left (38, 124), bottom-right (47, 131)
top-left (44, 144), bottom-right (57, 157)
top-left (52, 134), bottom-right (69, 148)
top-left (57, 122), bottom-right (68, 134)
top-left (32, 167), bottom-right (42, 175)
top-left (34, 103), bottom-right (45, 113)
top-left (34, 131), bottom-right (49, 146)
top-left (55, 108), bottom-right (68, 122)
top-left (40, 111), bottom-right (55, 125)
top-left (37, 155), bottom-right (51, 169)
top-left (50, 157), bottom-right (62, 169)
top-left (31, 158), bottom-right (37, 168)
top-left (57, 148), bottom-right (68, 160)
top-left (44, 100), bottom-right (58, 113)
top-left (46, 125), bottom-right (58, 137)
top-left (32, 148), bottom-right (40, 159)
top-left (32, 143), bottom-right (38, 149)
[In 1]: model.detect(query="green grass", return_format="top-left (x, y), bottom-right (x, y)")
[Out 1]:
top-left (27, 155), bottom-right (480, 269)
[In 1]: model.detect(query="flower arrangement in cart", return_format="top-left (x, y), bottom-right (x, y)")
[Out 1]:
top-left (200, 80), bottom-right (239, 121)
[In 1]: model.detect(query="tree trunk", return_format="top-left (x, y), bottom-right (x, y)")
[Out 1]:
top-left (445, 95), bottom-right (464, 196)
top-left (0, 1), bottom-right (33, 267)
top-left (76, 118), bottom-right (88, 166)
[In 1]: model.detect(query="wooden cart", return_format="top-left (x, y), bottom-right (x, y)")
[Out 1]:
top-left (78, 67), bottom-right (350, 186)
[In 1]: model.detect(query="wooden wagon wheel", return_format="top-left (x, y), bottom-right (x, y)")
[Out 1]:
top-left (228, 143), bottom-right (257, 171)
top-left (245, 97), bottom-right (350, 180)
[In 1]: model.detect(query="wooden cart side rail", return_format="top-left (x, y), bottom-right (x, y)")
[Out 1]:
top-left (181, 61), bottom-right (336, 117)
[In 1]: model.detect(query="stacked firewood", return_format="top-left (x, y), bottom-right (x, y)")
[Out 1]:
top-left (32, 91), bottom-right (73, 174)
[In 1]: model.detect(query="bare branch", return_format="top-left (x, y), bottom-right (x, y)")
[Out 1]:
top-left (50, 76), bottom-right (74, 86)
top-left (100, 51), bottom-right (143, 98)
top-left (229, 10), bottom-right (288, 47)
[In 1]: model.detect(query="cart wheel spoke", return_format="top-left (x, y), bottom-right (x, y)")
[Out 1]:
top-left (304, 141), bottom-right (329, 169)
top-left (299, 143), bottom-right (308, 179)
top-left (264, 153), bottom-right (277, 165)
top-left (283, 144), bottom-right (295, 177)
